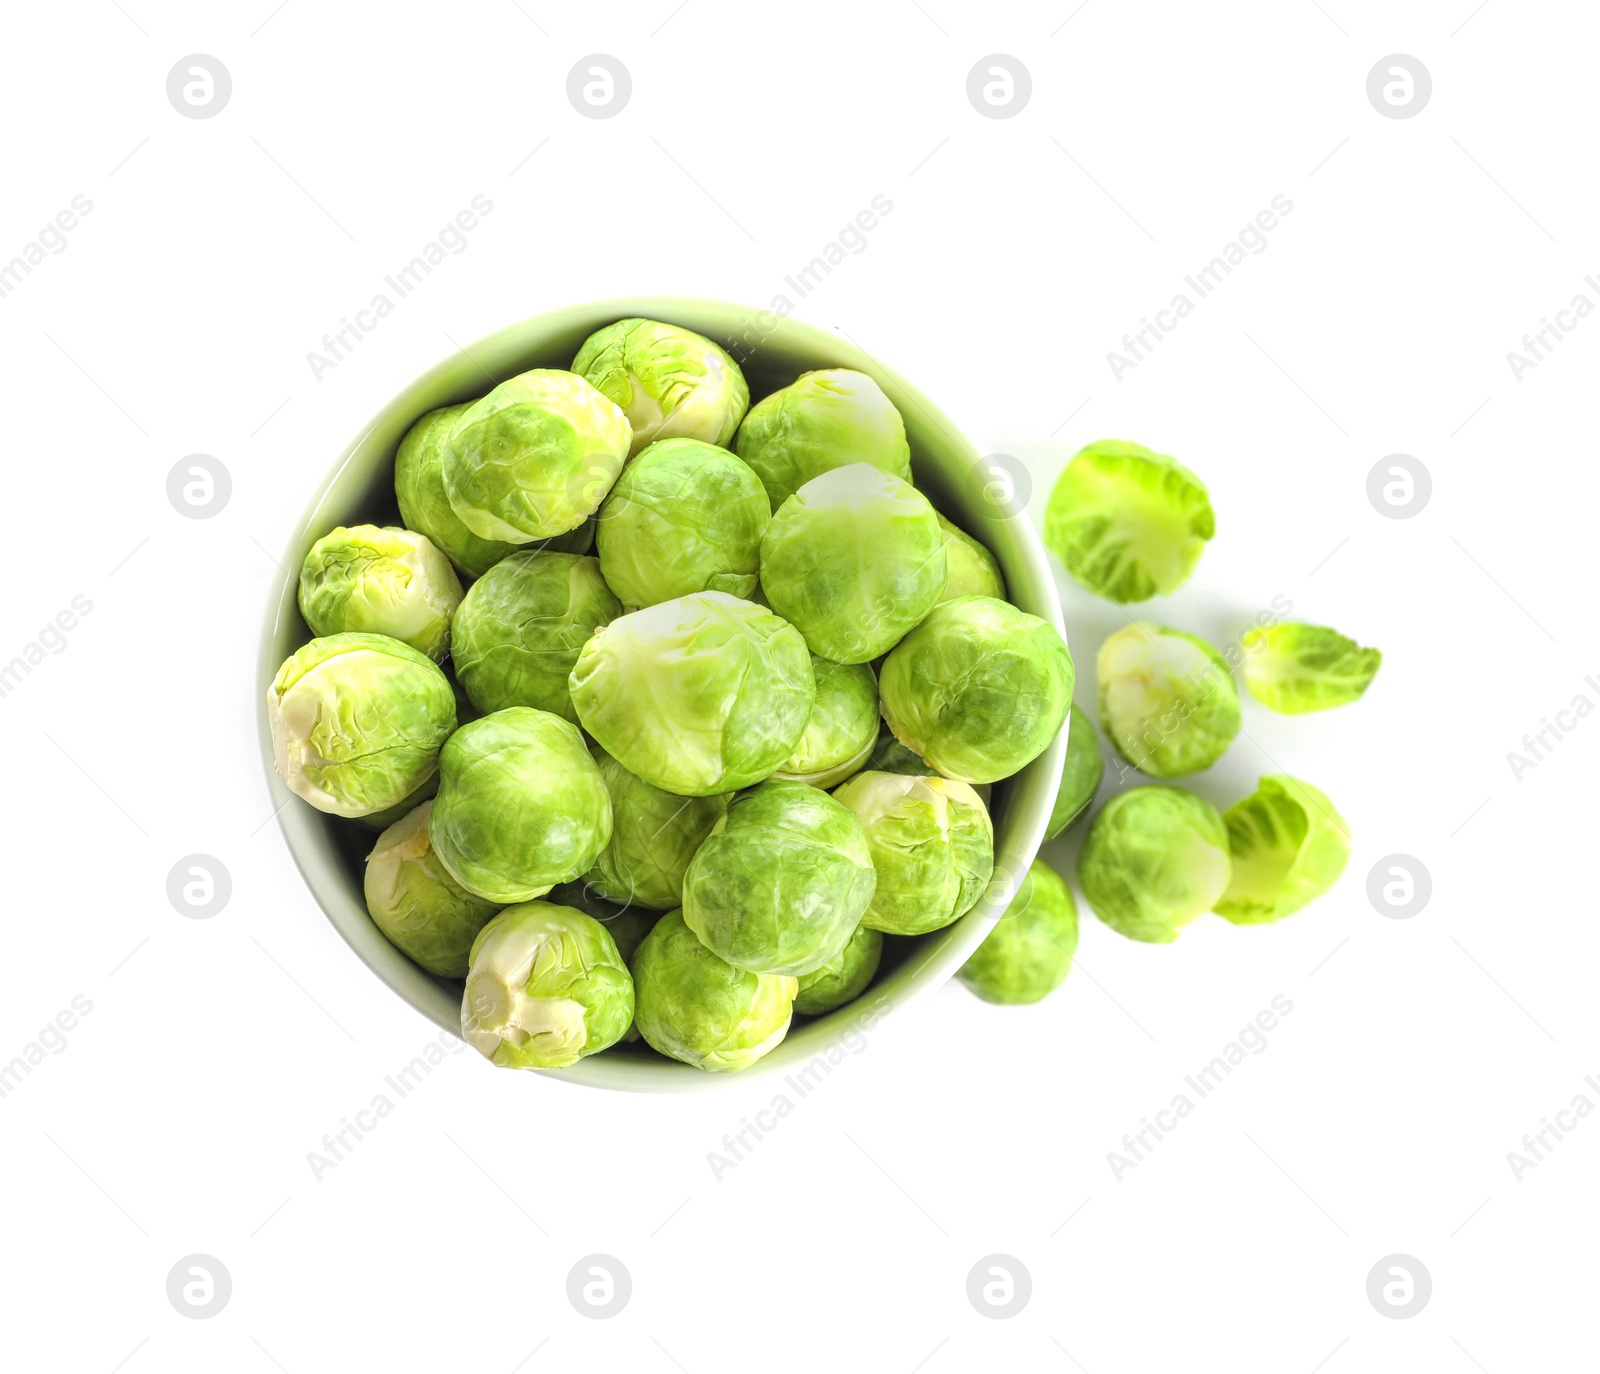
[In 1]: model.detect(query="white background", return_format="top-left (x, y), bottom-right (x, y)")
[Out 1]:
top-left (0, 1), bottom-right (1592, 1370)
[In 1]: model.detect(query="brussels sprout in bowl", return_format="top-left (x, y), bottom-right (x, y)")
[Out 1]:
top-left (258, 297), bottom-right (1066, 1092)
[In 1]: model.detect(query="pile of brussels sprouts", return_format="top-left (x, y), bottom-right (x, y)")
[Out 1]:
top-left (269, 318), bottom-right (1075, 1074)
top-left (970, 437), bottom-right (1384, 1006)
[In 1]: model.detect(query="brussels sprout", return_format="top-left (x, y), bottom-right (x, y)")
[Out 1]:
top-left (1077, 786), bottom-right (1231, 943)
top-left (682, 780), bottom-right (877, 976)
top-left (395, 404), bottom-right (520, 578)
top-left (1044, 439), bottom-right (1214, 603)
top-left (429, 708), bottom-right (612, 903)
top-left (1216, 775), bottom-right (1351, 924)
top-left (297, 524), bottom-right (463, 661)
top-left (879, 596), bottom-right (1073, 784)
top-left (759, 464), bottom-right (946, 664)
top-left (449, 551), bottom-right (621, 720)
top-left (1097, 623), bottom-right (1240, 779)
top-left (582, 749), bottom-right (729, 911)
top-left (444, 369), bottom-right (631, 543)
top-left (957, 859), bottom-right (1078, 1005)
top-left (268, 632), bottom-right (456, 818)
top-left (1046, 704), bottom-right (1104, 839)
top-left (572, 318), bottom-right (749, 455)
top-left (595, 438), bottom-right (770, 607)
top-left (363, 802), bottom-right (501, 977)
top-left (833, 771), bottom-right (994, 936)
top-left (633, 910), bottom-right (797, 1072)
top-left (936, 515), bottom-right (1006, 603)
top-left (461, 902), bottom-right (634, 1070)
top-left (793, 923), bottom-right (883, 1016)
top-left (569, 591), bottom-right (815, 796)
top-left (735, 368), bottom-right (913, 511)
top-left (545, 880), bottom-right (657, 962)
top-left (1241, 622), bottom-right (1382, 714)
top-left (774, 657), bottom-right (879, 787)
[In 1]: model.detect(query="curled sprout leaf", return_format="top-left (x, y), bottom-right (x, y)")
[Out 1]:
top-left (1216, 775), bottom-right (1351, 924)
top-left (1044, 439), bottom-right (1213, 603)
top-left (1240, 622), bottom-right (1382, 714)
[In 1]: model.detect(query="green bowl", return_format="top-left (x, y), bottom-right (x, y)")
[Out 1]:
top-left (259, 297), bottom-right (1066, 1092)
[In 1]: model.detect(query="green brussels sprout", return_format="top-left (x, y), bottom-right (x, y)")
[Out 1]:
top-left (461, 902), bottom-right (634, 1069)
top-left (582, 749), bottom-right (729, 911)
top-left (759, 463), bottom-right (947, 664)
top-left (793, 923), bottom-right (883, 1016)
top-left (1044, 439), bottom-right (1214, 603)
top-left (395, 404), bottom-right (520, 578)
top-left (545, 881), bottom-right (657, 963)
top-left (1078, 785), bottom-right (1231, 943)
top-left (449, 551), bottom-right (621, 721)
top-left (268, 632), bottom-right (456, 818)
top-left (1046, 704), bottom-right (1104, 839)
top-left (595, 438), bottom-right (770, 607)
top-left (632, 910), bottom-right (797, 1072)
top-left (833, 771), bottom-right (994, 936)
top-left (681, 780), bottom-right (877, 976)
top-left (429, 708), bottom-right (612, 903)
top-left (569, 591), bottom-right (815, 796)
top-left (936, 515), bottom-right (1007, 603)
top-left (1216, 775), bottom-right (1351, 924)
top-left (1241, 622), bottom-right (1382, 714)
top-left (879, 596), bottom-right (1073, 784)
top-left (774, 657), bottom-right (879, 787)
top-left (1097, 623), bottom-right (1240, 779)
top-left (363, 801), bottom-right (501, 977)
top-left (735, 368), bottom-right (912, 511)
top-left (444, 369), bottom-right (631, 543)
top-left (297, 524), bottom-right (463, 661)
top-left (957, 859), bottom-right (1078, 1005)
top-left (572, 318), bottom-right (749, 456)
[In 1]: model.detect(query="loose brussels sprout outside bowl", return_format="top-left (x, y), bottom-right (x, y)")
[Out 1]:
top-left (257, 297), bottom-right (1067, 1093)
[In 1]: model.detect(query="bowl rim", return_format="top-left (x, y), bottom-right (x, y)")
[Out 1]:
top-left (258, 295), bottom-right (1067, 1093)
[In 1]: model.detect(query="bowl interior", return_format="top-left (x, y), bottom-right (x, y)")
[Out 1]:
top-left (259, 297), bottom-right (1066, 1093)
